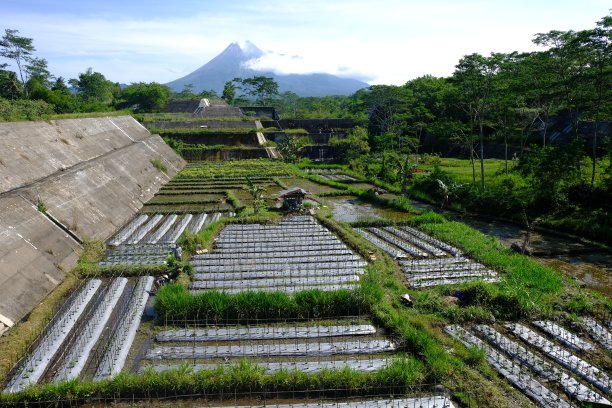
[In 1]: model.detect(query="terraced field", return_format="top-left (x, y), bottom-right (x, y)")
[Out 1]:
top-left (190, 216), bottom-right (365, 294)
top-left (100, 212), bottom-right (229, 268)
top-left (356, 226), bottom-right (498, 288)
top-left (4, 276), bottom-right (153, 392)
top-left (3, 158), bottom-right (609, 408)
top-left (446, 319), bottom-right (612, 407)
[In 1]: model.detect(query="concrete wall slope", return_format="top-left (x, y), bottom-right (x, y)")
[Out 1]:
top-left (19, 135), bottom-right (184, 240)
top-left (0, 116), bottom-right (151, 193)
top-left (0, 196), bottom-right (81, 325)
top-left (0, 118), bottom-right (185, 329)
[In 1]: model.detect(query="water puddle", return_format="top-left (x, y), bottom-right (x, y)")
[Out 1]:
top-left (326, 196), bottom-right (410, 223)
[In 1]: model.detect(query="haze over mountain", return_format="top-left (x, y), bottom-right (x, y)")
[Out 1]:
top-left (166, 41), bottom-right (369, 97)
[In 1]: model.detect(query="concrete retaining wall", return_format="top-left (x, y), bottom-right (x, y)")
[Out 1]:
top-left (182, 147), bottom-right (271, 161)
top-left (146, 120), bottom-right (257, 130)
top-left (0, 195), bottom-right (81, 325)
top-left (19, 135), bottom-right (183, 239)
top-left (0, 116), bottom-right (150, 193)
top-left (0, 116), bottom-right (185, 326)
top-left (163, 132), bottom-right (260, 146)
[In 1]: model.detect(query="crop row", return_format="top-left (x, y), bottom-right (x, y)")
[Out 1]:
top-left (446, 318), bottom-right (612, 407)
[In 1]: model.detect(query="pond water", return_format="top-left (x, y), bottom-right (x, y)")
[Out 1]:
top-left (459, 215), bottom-right (612, 297)
top-left (326, 196), bottom-right (411, 223)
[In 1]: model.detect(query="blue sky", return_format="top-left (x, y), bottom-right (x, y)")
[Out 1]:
top-left (2, 0), bottom-right (610, 86)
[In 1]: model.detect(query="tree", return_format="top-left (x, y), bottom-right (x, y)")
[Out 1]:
top-left (69, 68), bottom-right (115, 109)
top-left (120, 82), bottom-right (171, 112)
top-left (355, 85), bottom-right (412, 146)
top-left (48, 77), bottom-right (76, 113)
top-left (0, 29), bottom-right (35, 95)
top-left (446, 120), bottom-right (477, 183)
top-left (387, 151), bottom-right (415, 196)
top-left (245, 176), bottom-right (266, 214)
top-left (533, 29), bottom-right (586, 141)
top-left (198, 89), bottom-right (218, 98)
top-left (329, 126), bottom-right (370, 164)
top-left (452, 53), bottom-right (503, 192)
top-left (277, 135), bottom-right (304, 163)
top-left (0, 69), bottom-right (22, 99)
top-left (175, 83), bottom-right (196, 99)
top-left (403, 76), bottom-right (455, 155)
top-left (234, 76), bottom-right (279, 104)
top-left (222, 80), bottom-right (236, 104)
top-left (25, 57), bottom-right (52, 87)
top-left (576, 14), bottom-right (612, 185)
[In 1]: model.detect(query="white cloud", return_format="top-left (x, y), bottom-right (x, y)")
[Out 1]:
top-left (243, 48), bottom-right (375, 81)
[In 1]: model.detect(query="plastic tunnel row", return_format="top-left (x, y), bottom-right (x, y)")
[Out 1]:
top-left (445, 320), bottom-right (612, 407)
top-left (110, 212), bottom-right (225, 246)
top-left (145, 340), bottom-right (396, 359)
top-left (192, 268), bottom-right (364, 281)
top-left (141, 358), bottom-right (390, 375)
top-left (156, 324), bottom-right (377, 342)
top-left (190, 215), bottom-right (366, 295)
top-left (355, 226), bottom-right (498, 288)
top-left (4, 276), bottom-right (153, 392)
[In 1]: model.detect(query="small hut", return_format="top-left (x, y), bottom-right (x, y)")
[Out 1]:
top-left (278, 187), bottom-right (310, 212)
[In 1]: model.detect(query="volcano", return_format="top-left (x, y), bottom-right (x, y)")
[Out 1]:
top-left (166, 41), bottom-right (368, 97)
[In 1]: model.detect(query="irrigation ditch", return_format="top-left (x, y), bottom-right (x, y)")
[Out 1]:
top-left (1, 159), bottom-right (610, 408)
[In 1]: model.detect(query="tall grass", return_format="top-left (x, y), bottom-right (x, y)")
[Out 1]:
top-left (154, 285), bottom-right (369, 324)
top-left (419, 220), bottom-right (564, 317)
top-left (0, 358), bottom-right (425, 405)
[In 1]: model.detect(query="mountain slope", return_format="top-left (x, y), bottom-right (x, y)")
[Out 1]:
top-left (166, 42), bottom-right (368, 97)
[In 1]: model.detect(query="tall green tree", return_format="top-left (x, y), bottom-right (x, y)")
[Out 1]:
top-left (329, 126), bottom-right (371, 163)
top-left (576, 14), bottom-right (612, 185)
top-left (355, 85), bottom-right (412, 145)
top-left (48, 77), bottom-right (76, 113)
top-left (0, 69), bottom-right (22, 99)
top-left (234, 76), bottom-right (279, 104)
top-left (403, 75), bottom-right (455, 155)
top-left (120, 82), bottom-right (171, 112)
top-left (452, 53), bottom-right (503, 192)
top-left (175, 83), bottom-right (196, 99)
top-left (0, 29), bottom-right (35, 95)
top-left (222, 80), bottom-right (236, 104)
top-left (69, 68), bottom-right (115, 110)
top-left (25, 57), bottom-right (52, 87)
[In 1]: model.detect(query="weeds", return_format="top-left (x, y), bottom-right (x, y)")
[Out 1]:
top-left (150, 158), bottom-right (168, 174)
top-left (36, 199), bottom-right (46, 213)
